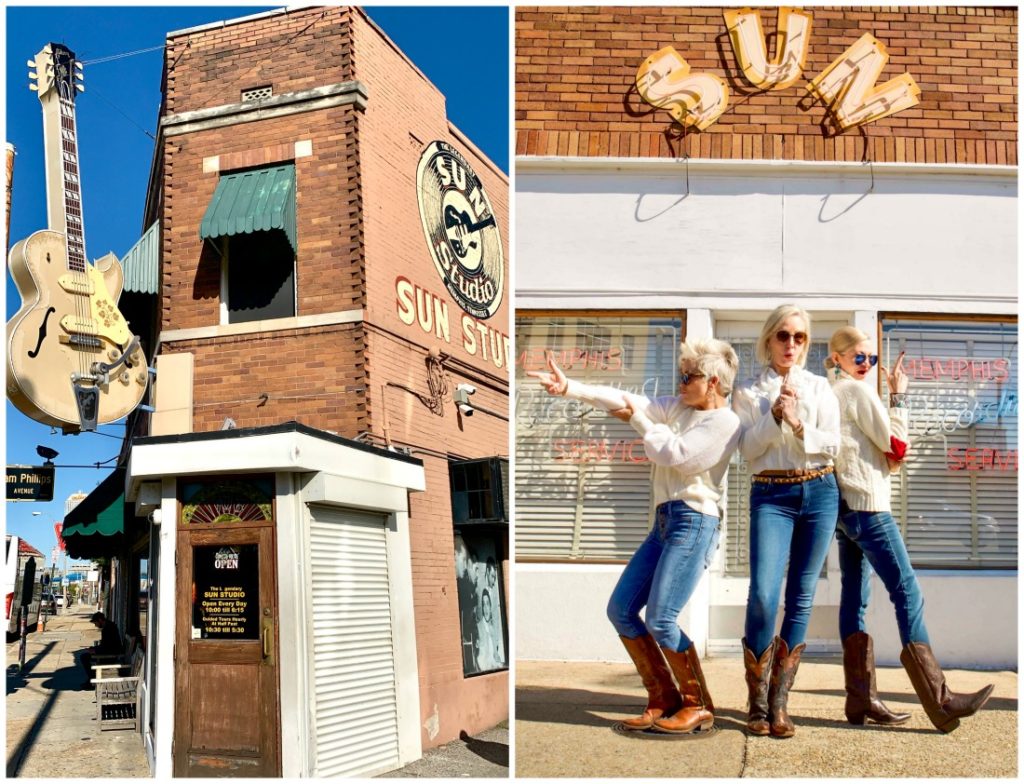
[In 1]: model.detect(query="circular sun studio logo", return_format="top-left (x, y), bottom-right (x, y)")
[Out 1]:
top-left (416, 141), bottom-right (504, 320)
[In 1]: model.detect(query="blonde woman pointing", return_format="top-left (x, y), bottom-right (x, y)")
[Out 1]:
top-left (529, 339), bottom-right (741, 734)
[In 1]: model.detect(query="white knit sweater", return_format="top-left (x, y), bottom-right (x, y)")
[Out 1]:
top-left (563, 379), bottom-right (741, 516)
top-left (830, 371), bottom-right (910, 512)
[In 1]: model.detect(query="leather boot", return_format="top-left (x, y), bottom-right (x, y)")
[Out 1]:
top-left (742, 637), bottom-right (773, 736)
top-left (652, 644), bottom-right (714, 734)
top-left (842, 632), bottom-right (911, 725)
top-left (900, 642), bottom-right (994, 733)
top-left (618, 634), bottom-right (682, 730)
top-left (768, 636), bottom-right (805, 738)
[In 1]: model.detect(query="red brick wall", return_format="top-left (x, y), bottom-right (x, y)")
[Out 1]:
top-left (164, 324), bottom-right (366, 434)
top-left (157, 6), bottom-right (509, 754)
top-left (164, 7), bottom-right (353, 114)
top-left (516, 5), bottom-right (1017, 164)
top-left (353, 9), bottom-right (510, 748)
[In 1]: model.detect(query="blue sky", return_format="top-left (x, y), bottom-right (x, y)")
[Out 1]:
top-left (4, 6), bottom-right (509, 563)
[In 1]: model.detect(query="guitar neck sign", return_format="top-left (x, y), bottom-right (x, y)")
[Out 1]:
top-left (637, 8), bottom-right (921, 133)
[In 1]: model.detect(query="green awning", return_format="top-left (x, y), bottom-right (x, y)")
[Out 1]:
top-left (121, 221), bottom-right (160, 295)
top-left (199, 164), bottom-right (297, 252)
top-left (63, 469), bottom-right (128, 559)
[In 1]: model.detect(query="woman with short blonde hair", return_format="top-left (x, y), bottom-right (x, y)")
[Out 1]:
top-left (827, 326), bottom-right (992, 732)
top-left (529, 338), bottom-right (742, 735)
top-left (732, 304), bottom-right (840, 738)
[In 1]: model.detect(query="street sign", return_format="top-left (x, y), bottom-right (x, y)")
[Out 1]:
top-left (6, 465), bottom-right (55, 501)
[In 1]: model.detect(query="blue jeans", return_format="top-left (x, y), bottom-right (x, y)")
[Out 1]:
top-left (607, 501), bottom-right (720, 653)
top-left (745, 474), bottom-right (839, 656)
top-left (837, 506), bottom-right (930, 646)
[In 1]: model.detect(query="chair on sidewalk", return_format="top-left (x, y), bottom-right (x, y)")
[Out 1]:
top-left (91, 647), bottom-right (144, 732)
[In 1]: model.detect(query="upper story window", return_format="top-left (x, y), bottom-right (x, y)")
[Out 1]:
top-left (199, 164), bottom-right (297, 325)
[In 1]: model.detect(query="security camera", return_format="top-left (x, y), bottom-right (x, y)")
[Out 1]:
top-left (454, 384), bottom-right (476, 416)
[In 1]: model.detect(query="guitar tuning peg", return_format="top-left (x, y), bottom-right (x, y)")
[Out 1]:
top-left (75, 84), bottom-right (85, 93)
top-left (75, 61), bottom-right (84, 70)
top-left (27, 59), bottom-right (36, 68)
top-left (28, 71), bottom-right (38, 80)
top-left (29, 84), bottom-right (39, 91)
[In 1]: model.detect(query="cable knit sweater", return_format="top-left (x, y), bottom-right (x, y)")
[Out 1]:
top-left (830, 370), bottom-right (909, 512)
top-left (563, 379), bottom-right (742, 516)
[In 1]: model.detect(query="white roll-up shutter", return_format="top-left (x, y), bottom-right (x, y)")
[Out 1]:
top-left (308, 506), bottom-right (399, 777)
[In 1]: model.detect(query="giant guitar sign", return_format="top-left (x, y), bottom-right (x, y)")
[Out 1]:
top-left (6, 43), bottom-right (148, 432)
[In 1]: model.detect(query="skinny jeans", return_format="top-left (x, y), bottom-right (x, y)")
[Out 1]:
top-left (744, 473), bottom-right (839, 657)
top-left (837, 504), bottom-right (930, 646)
top-left (607, 501), bottom-right (720, 653)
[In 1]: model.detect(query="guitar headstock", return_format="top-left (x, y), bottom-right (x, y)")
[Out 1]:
top-left (28, 43), bottom-right (84, 102)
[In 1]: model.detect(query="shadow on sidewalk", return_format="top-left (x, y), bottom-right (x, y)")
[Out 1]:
top-left (458, 730), bottom-right (509, 768)
top-left (516, 687), bottom-right (948, 736)
top-left (6, 642), bottom-right (57, 695)
top-left (800, 687), bottom-right (1019, 712)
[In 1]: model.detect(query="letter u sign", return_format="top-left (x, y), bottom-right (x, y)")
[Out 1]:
top-left (637, 8), bottom-right (921, 132)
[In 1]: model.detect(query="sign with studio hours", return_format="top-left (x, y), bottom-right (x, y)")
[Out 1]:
top-left (192, 544), bottom-right (259, 639)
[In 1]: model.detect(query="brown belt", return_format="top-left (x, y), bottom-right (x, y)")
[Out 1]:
top-left (751, 466), bottom-right (835, 484)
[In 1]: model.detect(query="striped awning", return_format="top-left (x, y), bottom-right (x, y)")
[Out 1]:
top-left (199, 164), bottom-right (297, 252)
top-left (120, 221), bottom-right (160, 295)
top-left (62, 468), bottom-right (128, 559)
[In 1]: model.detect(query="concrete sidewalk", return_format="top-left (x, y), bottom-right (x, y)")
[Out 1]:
top-left (516, 657), bottom-right (1017, 778)
top-left (6, 608), bottom-right (149, 778)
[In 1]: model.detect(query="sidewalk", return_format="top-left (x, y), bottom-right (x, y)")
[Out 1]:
top-left (380, 723), bottom-right (509, 778)
top-left (516, 657), bottom-right (1017, 778)
top-left (5, 608), bottom-right (149, 778)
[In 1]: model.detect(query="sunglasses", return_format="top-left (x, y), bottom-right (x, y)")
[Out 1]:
top-left (775, 330), bottom-right (807, 346)
top-left (679, 372), bottom-right (706, 386)
top-left (854, 353), bottom-right (878, 367)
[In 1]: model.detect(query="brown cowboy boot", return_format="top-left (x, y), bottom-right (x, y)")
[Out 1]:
top-left (618, 634), bottom-right (682, 730)
top-left (900, 642), bottom-right (994, 733)
top-left (768, 636), bottom-right (805, 738)
top-left (652, 644), bottom-right (715, 734)
top-left (742, 637), bottom-right (774, 736)
top-left (842, 632), bottom-right (910, 725)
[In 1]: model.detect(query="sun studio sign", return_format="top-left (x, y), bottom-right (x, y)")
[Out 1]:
top-left (636, 7), bottom-right (921, 132)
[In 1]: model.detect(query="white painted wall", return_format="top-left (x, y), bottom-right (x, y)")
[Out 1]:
top-left (516, 159), bottom-right (1016, 313)
top-left (516, 563), bottom-right (711, 662)
top-left (865, 572), bottom-right (1017, 669)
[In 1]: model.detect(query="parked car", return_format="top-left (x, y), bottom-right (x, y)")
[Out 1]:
top-left (54, 594), bottom-right (65, 608)
top-left (40, 592), bottom-right (57, 614)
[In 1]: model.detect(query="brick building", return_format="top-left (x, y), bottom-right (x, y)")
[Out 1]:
top-left (65, 7), bottom-right (508, 778)
top-left (515, 7), bottom-right (1016, 668)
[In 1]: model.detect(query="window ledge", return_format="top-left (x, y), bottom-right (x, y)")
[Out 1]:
top-left (159, 309), bottom-right (363, 343)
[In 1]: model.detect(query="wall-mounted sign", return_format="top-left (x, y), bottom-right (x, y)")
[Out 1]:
top-left (181, 478), bottom-right (273, 526)
top-left (807, 33), bottom-right (921, 131)
top-left (416, 141), bottom-right (504, 320)
top-left (394, 275), bottom-right (510, 371)
top-left (723, 7), bottom-right (813, 91)
top-left (638, 8), bottom-right (920, 133)
top-left (192, 544), bottom-right (259, 639)
top-left (6, 465), bottom-right (55, 501)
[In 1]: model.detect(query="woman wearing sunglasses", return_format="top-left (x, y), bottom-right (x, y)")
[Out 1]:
top-left (827, 326), bottom-right (992, 732)
top-left (732, 304), bottom-right (840, 738)
top-left (527, 339), bottom-right (741, 734)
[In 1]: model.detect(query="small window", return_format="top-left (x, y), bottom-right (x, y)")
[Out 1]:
top-left (223, 231), bottom-right (296, 324)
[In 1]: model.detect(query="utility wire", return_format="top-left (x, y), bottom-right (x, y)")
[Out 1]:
top-left (80, 44), bottom-right (166, 66)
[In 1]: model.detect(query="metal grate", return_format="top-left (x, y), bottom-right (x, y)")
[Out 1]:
top-left (241, 85), bottom-right (272, 102)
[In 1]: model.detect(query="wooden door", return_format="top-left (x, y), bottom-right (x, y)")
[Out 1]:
top-left (174, 524), bottom-right (279, 776)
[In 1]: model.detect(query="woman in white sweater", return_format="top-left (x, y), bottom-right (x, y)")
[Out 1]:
top-left (732, 304), bottom-right (841, 738)
top-left (828, 326), bottom-right (992, 733)
top-left (528, 338), bottom-right (741, 735)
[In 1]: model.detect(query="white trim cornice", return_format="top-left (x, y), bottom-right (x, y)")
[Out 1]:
top-left (159, 309), bottom-right (363, 344)
top-left (516, 156), bottom-right (1019, 180)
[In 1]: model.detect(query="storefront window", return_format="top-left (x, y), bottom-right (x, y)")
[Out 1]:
top-left (515, 313), bottom-right (684, 561)
top-left (882, 317), bottom-right (1017, 569)
top-left (454, 532), bottom-right (508, 676)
